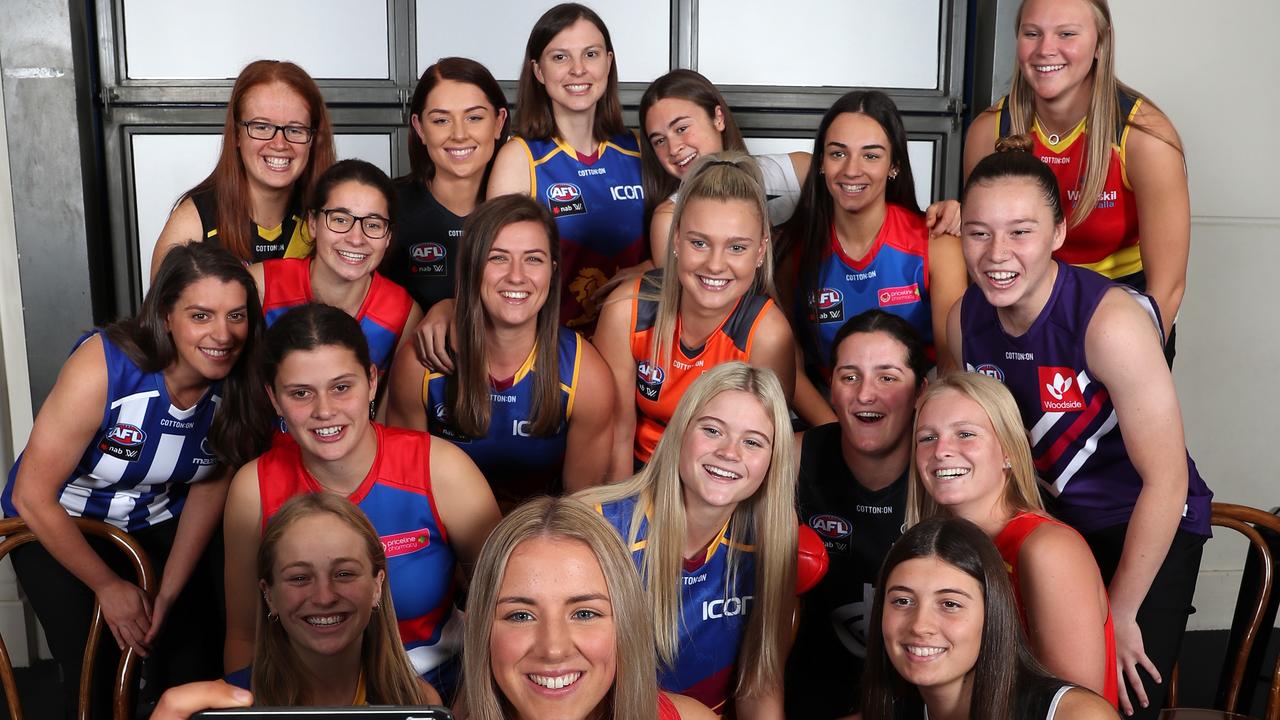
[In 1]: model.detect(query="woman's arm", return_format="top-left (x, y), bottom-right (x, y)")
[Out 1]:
top-left (429, 438), bottom-right (502, 577)
top-left (562, 340), bottom-right (615, 492)
top-left (1126, 105), bottom-right (1189, 337)
top-left (144, 470), bottom-right (231, 646)
top-left (962, 110), bottom-right (1000, 180)
top-left (788, 151), bottom-right (812, 184)
top-left (385, 340), bottom-right (430, 431)
top-left (666, 692), bottom-right (719, 720)
top-left (945, 295), bottom-right (965, 371)
top-left (793, 360), bottom-right (837, 427)
top-left (151, 198), bottom-right (203, 281)
top-left (1086, 287), bottom-right (1188, 715)
top-left (736, 685), bottom-right (785, 720)
top-left (414, 299), bottom-right (457, 374)
top-left (927, 232), bottom-right (968, 375)
top-left (591, 283), bottom-right (642, 481)
top-left (750, 306), bottom-right (797, 404)
top-left (486, 141), bottom-right (534, 199)
top-left (246, 262), bottom-right (266, 305)
top-left (649, 199), bottom-right (675, 268)
top-left (1018, 521), bottom-right (1111, 698)
top-left (153, 681), bottom-right (252, 720)
top-left (377, 301), bottom-right (426, 422)
top-left (1054, 687), bottom-right (1122, 720)
top-left (11, 335), bottom-right (155, 656)
top-left (222, 460), bottom-right (264, 673)
top-left (923, 200), bottom-right (962, 238)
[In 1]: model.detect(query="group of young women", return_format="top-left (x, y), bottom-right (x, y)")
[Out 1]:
top-left (5, 0), bottom-right (1208, 718)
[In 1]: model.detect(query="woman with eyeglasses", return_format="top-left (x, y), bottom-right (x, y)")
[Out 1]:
top-left (151, 60), bottom-right (336, 276)
top-left (248, 160), bottom-right (422, 379)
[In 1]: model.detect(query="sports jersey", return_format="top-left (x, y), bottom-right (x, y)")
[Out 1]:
top-left (597, 495), bottom-right (754, 715)
top-left (960, 261), bottom-right (1212, 535)
top-left (629, 269), bottom-right (774, 463)
top-left (423, 328), bottom-right (582, 506)
top-left (996, 92), bottom-right (1143, 282)
top-left (995, 511), bottom-right (1119, 707)
top-left (657, 693), bottom-right (682, 720)
top-left (380, 178), bottom-right (464, 311)
top-left (520, 133), bottom-right (647, 331)
top-left (192, 188), bottom-right (311, 262)
top-left (786, 423), bottom-right (906, 719)
top-left (256, 423), bottom-right (460, 680)
top-left (260, 257), bottom-right (415, 374)
top-left (3, 332), bottom-right (220, 532)
top-left (798, 204), bottom-right (933, 380)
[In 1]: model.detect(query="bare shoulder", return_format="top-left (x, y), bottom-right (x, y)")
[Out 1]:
top-left (1020, 516), bottom-right (1094, 567)
top-left (1054, 687), bottom-right (1119, 719)
top-left (1129, 99), bottom-right (1182, 151)
top-left (664, 692), bottom-right (718, 720)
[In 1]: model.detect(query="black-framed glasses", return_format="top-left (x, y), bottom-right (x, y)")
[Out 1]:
top-left (320, 209), bottom-right (391, 239)
top-left (238, 121), bottom-right (315, 144)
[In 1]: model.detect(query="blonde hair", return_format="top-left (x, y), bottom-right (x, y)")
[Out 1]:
top-left (461, 496), bottom-right (657, 720)
top-left (646, 152), bottom-right (774, 368)
top-left (906, 372), bottom-right (1043, 527)
top-left (578, 362), bottom-right (797, 700)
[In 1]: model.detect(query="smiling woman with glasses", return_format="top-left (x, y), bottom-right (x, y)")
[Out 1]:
top-left (151, 59), bottom-right (336, 275)
top-left (246, 159), bottom-right (423, 382)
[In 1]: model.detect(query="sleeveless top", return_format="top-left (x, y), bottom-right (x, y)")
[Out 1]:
top-left (3, 332), bottom-right (221, 532)
top-left (423, 328), bottom-right (582, 506)
top-left (380, 178), bottom-right (465, 312)
top-left (260, 256), bottom-right (415, 374)
top-left (996, 92), bottom-right (1143, 282)
top-left (960, 261), bottom-right (1212, 535)
top-left (520, 132), bottom-right (647, 332)
top-left (658, 693), bottom-right (683, 719)
top-left (256, 424), bottom-right (460, 678)
top-left (192, 188), bottom-right (311, 262)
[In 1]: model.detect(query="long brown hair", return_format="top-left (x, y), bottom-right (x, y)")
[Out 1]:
top-left (252, 493), bottom-right (426, 706)
top-left (448, 195), bottom-right (563, 437)
top-left (514, 3), bottom-right (625, 141)
top-left (181, 60), bottom-right (336, 262)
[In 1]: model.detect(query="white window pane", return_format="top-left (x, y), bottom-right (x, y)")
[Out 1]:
top-left (132, 133), bottom-right (394, 294)
top-left (699, 0), bottom-right (941, 89)
top-left (123, 0), bottom-right (390, 80)
top-left (416, 0), bottom-right (668, 83)
top-left (745, 137), bottom-right (937, 210)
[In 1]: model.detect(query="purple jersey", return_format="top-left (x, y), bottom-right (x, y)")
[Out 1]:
top-left (960, 262), bottom-right (1211, 535)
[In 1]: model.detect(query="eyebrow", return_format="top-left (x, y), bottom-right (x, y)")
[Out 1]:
top-left (684, 230), bottom-right (758, 244)
top-left (696, 414), bottom-right (773, 442)
top-left (281, 372), bottom-right (361, 389)
top-left (835, 363), bottom-right (905, 373)
top-left (887, 585), bottom-right (974, 599)
top-left (826, 141), bottom-right (887, 152)
top-left (428, 105), bottom-right (488, 115)
top-left (279, 557), bottom-right (362, 572)
top-left (497, 593), bottom-right (613, 605)
top-left (659, 115), bottom-right (693, 132)
top-left (182, 303), bottom-right (246, 313)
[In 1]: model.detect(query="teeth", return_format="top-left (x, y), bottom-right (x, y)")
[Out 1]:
top-left (704, 464), bottom-right (742, 480)
top-left (314, 426), bottom-right (342, 438)
top-left (337, 250), bottom-right (368, 263)
top-left (306, 615), bottom-right (344, 626)
top-left (839, 183), bottom-right (869, 193)
top-left (699, 276), bottom-right (729, 288)
top-left (529, 672), bottom-right (581, 690)
top-left (264, 157), bottom-right (290, 168)
top-left (446, 147), bottom-right (476, 159)
top-left (907, 645), bottom-right (946, 657)
top-left (854, 412), bottom-right (884, 420)
top-left (934, 467), bottom-right (969, 479)
top-left (201, 347), bottom-right (229, 358)
top-left (986, 271), bottom-right (1016, 282)
top-left (1035, 64), bottom-right (1065, 73)
top-left (500, 291), bottom-right (530, 300)
top-left (675, 152), bottom-right (697, 168)
top-left (565, 84), bottom-right (590, 92)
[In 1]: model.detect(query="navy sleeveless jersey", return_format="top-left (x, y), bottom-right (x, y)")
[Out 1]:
top-left (380, 178), bottom-right (464, 312)
top-left (520, 133), bottom-right (647, 331)
top-left (960, 262), bottom-right (1211, 535)
top-left (3, 333), bottom-right (221, 531)
top-left (423, 328), bottom-right (582, 506)
top-left (192, 188), bottom-right (310, 262)
top-left (597, 495), bottom-right (755, 715)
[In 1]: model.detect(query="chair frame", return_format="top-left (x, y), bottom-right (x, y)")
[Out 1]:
top-left (0, 516), bottom-right (156, 720)
top-left (1165, 502), bottom-right (1280, 720)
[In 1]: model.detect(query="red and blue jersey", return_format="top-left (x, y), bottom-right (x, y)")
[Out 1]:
top-left (960, 262), bottom-right (1211, 535)
top-left (597, 495), bottom-right (755, 715)
top-left (260, 257), bottom-right (414, 374)
top-left (424, 328), bottom-right (582, 506)
top-left (519, 133), bottom-right (647, 333)
top-left (256, 424), bottom-right (460, 681)
top-left (797, 204), bottom-right (933, 379)
top-left (2, 332), bottom-right (221, 532)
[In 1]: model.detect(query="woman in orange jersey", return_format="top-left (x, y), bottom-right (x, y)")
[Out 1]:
top-left (593, 152), bottom-right (794, 478)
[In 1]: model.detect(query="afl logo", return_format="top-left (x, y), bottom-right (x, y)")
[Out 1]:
top-left (410, 242), bottom-right (445, 263)
top-left (546, 183), bottom-right (582, 203)
top-left (107, 424), bottom-right (145, 446)
top-left (809, 514), bottom-right (852, 539)
top-left (815, 288), bottom-right (843, 309)
top-left (637, 361), bottom-right (665, 385)
top-left (975, 364), bottom-right (1005, 382)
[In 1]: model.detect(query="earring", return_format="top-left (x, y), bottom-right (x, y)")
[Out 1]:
top-left (889, 169), bottom-right (899, 180)
top-left (373, 601), bottom-right (381, 611)
top-left (369, 400), bottom-right (376, 420)
top-left (1003, 459), bottom-right (1012, 469)
top-left (267, 610), bottom-right (279, 622)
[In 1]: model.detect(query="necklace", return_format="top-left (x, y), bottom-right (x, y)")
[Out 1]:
top-left (1035, 114), bottom-right (1084, 147)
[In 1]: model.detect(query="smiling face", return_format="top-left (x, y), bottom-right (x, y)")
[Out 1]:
top-left (480, 220), bottom-right (554, 332)
top-left (1016, 0), bottom-right (1101, 109)
top-left (914, 388), bottom-right (1010, 520)
top-left (679, 390), bottom-right (775, 515)
top-left (412, 79), bottom-right (506, 183)
top-left (822, 112), bottom-right (896, 215)
top-left (830, 330), bottom-right (920, 462)
top-left (262, 513), bottom-right (384, 666)
top-left (674, 197), bottom-right (766, 316)
top-left (307, 180), bottom-right (391, 285)
top-left (533, 18), bottom-right (613, 116)
top-left (490, 536), bottom-right (617, 720)
top-left (644, 97), bottom-right (726, 179)
top-left (164, 276), bottom-right (250, 383)
top-left (961, 177), bottom-right (1065, 321)
top-left (238, 81), bottom-right (312, 195)
top-left (268, 344), bottom-right (377, 463)
top-left (882, 556), bottom-right (984, 700)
